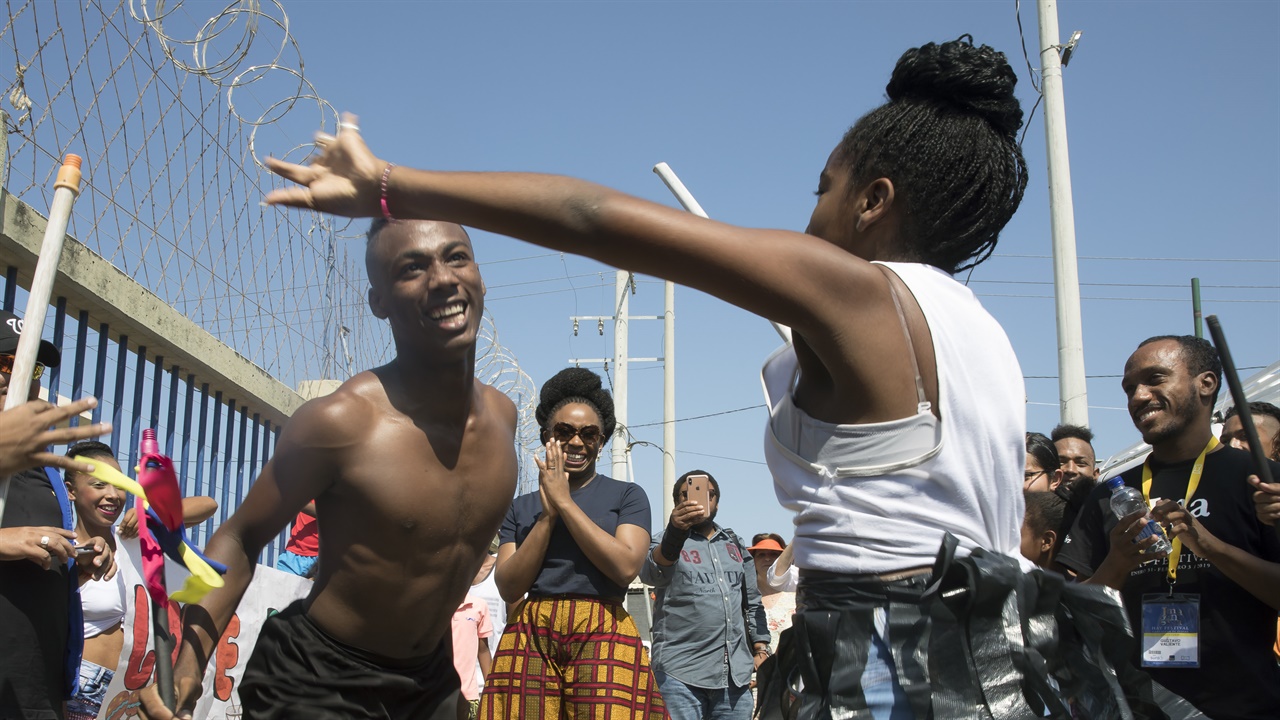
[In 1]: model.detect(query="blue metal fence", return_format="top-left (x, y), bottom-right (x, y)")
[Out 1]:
top-left (2, 271), bottom-right (286, 562)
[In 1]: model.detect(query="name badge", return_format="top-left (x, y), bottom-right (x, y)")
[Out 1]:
top-left (1141, 593), bottom-right (1200, 668)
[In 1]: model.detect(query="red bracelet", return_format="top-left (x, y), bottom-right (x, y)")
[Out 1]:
top-left (380, 162), bottom-right (397, 221)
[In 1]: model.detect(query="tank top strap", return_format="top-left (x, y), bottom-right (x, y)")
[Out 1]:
top-left (875, 264), bottom-right (931, 415)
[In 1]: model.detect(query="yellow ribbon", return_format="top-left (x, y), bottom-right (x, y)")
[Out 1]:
top-left (1140, 436), bottom-right (1218, 585)
top-left (73, 456), bottom-right (225, 601)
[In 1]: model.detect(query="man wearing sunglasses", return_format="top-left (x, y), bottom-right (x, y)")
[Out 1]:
top-left (2, 308), bottom-right (115, 720)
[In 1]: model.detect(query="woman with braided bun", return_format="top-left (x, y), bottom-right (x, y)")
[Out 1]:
top-left (267, 35), bottom-right (1149, 720)
top-left (479, 367), bottom-right (664, 720)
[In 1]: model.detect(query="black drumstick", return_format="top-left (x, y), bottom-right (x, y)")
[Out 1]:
top-left (1204, 315), bottom-right (1278, 540)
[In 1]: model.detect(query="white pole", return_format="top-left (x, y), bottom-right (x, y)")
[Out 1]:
top-left (663, 279), bottom-right (676, 521)
top-left (652, 163), bottom-right (791, 344)
top-left (1037, 0), bottom-right (1089, 427)
top-left (0, 154), bottom-right (84, 525)
top-left (611, 269), bottom-right (630, 480)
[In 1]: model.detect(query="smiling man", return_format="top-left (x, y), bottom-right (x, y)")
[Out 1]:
top-left (1058, 335), bottom-right (1280, 719)
top-left (141, 220), bottom-right (519, 720)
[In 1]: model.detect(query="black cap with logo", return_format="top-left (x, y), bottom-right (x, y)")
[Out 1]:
top-left (0, 309), bottom-right (61, 368)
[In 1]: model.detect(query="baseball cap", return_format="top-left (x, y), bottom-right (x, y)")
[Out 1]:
top-left (0, 309), bottom-right (62, 368)
top-left (747, 538), bottom-right (785, 554)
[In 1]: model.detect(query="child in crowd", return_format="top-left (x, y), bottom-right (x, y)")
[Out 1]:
top-left (451, 592), bottom-right (492, 720)
top-left (1019, 490), bottom-right (1066, 569)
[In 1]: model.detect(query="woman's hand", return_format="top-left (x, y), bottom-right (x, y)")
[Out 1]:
top-left (263, 113), bottom-right (386, 218)
top-left (534, 440), bottom-right (572, 517)
top-left (75, 535), bottom-right (117, 582)
top-left (118, 507), bottom-right (140, 539)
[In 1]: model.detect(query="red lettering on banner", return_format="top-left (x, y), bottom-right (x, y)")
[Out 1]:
top-left (124, 585), bottom-right (153, 689)
top-left (214, 613), bottom-right (242, 700)
top-left (123, 584), bottom-right (184, 688)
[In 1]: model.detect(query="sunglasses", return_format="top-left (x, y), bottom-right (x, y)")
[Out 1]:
top-left (0, 354), bottom-right (45, 380)
top-left (549, 422), bottom-right (602, 445)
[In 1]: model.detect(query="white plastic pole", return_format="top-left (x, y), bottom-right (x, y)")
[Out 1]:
top-left (652, 162), bottom-right (791, 344)
top-left (662, 279), bottom-right (676, 521)
top-left (1037, 0), bottom-right (1089, 427)
top-left (611, 269), bottom-right (629, 480)
top-left (0, 154), bottom-right (83, 525)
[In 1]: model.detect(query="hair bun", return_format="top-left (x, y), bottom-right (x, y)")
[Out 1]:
top-left (535, 367), bottom-right (617, 442)
top-left (886, 36), bottom-right (1024, 139)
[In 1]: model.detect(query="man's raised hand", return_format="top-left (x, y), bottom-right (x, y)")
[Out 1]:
top-left (0, 397), bottom-right (111, 477)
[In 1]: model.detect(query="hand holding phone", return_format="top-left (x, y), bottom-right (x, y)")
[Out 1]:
top-left (685, 474), bottom-right (712, 509)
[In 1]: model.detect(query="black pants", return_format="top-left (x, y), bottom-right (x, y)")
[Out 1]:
top-left (240, 601), bottom-right (460, 720)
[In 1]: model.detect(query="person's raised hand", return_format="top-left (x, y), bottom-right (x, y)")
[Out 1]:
top-left (263, 113), bottom-right (386, 218)
top-left (0, 397), bottom-right (111, 477)
top-left (0, 526), bottom-right (76, 570)
top-left (1249, 475), bottom-right (1280, 526)
top-left (669, 500), bottom-right (706, 531)
top-left (534, 440), bottom-right (572, 516)
top-left (118, 506), bottom-right (140, 539)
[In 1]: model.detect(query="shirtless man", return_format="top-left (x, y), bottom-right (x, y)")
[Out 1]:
top-left (140, 220), bottom-right (518, 720)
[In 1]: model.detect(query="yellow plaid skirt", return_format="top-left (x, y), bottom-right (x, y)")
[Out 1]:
top-left (479, 595), bottom-right (668, 720)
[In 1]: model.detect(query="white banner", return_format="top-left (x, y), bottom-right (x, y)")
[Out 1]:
top-left (96, 538), bottom-right (311, 720)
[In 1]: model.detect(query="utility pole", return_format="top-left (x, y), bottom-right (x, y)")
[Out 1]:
top-left (663, 280), bottom-right (676, 521)
top-left (568, 275), bottom-right (664, 485)
top-left (1037, 0), bottom-right (1088, 427)
top-left (612, 270), bottom-right (629, 480)
top-left (1191, 278), bottom-right (1203, 338)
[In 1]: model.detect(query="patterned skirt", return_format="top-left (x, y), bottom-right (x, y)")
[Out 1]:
top-left (479, 595), bottom-right (669, 720)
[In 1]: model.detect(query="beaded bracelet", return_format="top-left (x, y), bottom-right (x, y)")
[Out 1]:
top-left (380, 162), bottom-right (397, 221)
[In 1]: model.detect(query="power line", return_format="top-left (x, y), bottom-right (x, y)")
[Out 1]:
top-left (1027, 401), bottom-right (1128, 411)
top-left (978, 293), bottom-right (1276, 304)
top-left (630, 404), bottom-right (766, 428)
top-left (679, 450), bottom-right (768, 467)
top-left (484, 252), bottom-right (560, 265)
top-left (992, 253), bottom-right (1280, 263)
top-left (1025, 365), bottom-right (1266, 379)
top-left (970, 279), bottom-right (1279, 290)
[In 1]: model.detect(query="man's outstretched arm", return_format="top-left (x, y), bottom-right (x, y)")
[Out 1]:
top-left (137, 393), bottom-right (353, 719)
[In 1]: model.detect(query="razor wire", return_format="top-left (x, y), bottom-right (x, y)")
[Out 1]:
top-left (0, 0), bottom-right (542, 489)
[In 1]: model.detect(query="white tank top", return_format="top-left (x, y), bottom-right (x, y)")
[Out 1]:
top-left (762, 262), bottom-right (1030, 575)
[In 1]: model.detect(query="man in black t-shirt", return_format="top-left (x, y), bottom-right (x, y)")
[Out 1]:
top-left (1059, 335), bottom-right (1280, 720)
top-left (1, 309), bottom-right (114, 720)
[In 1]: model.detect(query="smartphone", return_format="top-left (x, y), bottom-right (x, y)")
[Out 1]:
top-left (685, 474), bottom-right (711, 508)
top-left (74, 545), bottom-right (97, 556)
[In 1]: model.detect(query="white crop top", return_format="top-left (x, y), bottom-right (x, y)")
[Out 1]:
top-left (762, 262), bottom-right (1030, 575)
top-left (81, 535), bottom-right (127, 638)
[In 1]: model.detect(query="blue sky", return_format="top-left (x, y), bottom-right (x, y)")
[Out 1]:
top-left (234, 0), bottom-right (1279, 539)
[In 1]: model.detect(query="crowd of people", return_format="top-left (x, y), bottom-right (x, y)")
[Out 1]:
top-left (2, 33), bottom-right (1279, 720)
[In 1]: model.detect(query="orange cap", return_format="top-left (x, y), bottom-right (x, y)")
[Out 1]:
top-left (54, 153), bottom-right (83, 193)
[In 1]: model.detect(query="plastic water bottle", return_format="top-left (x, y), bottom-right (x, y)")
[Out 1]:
top-left (1105, 477), bottom-right (1173, 555)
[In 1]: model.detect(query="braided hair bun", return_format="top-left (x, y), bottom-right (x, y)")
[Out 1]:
top-left (536, 367), bottom-right (617, 443)
top-left (886, 35), bottom-right (1024, 140)
top-left (835, 35), bottom-right (1028, 274)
